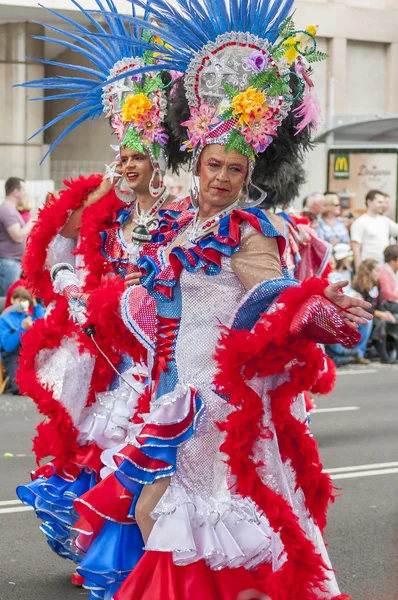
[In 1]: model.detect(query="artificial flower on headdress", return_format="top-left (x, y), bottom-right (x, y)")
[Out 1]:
top-left (122, 93), bottom-right (153, 123)
top-left (181, 104), bottom-right (219, 150)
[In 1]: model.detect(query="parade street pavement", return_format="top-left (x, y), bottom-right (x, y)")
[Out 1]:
top-left (0, 364), bottom-right (397, 600)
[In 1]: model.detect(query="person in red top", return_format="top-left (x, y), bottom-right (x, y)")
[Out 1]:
top-left (379, 244), bottom-right (398, 308)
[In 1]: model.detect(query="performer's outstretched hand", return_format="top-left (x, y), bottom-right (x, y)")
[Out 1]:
top-left (324, 280), bottom-right (373, 328)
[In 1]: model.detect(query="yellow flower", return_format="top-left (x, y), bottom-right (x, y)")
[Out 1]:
top-left (305, 25), bottom-right (317, 37)
top-left (121, 93), bottom-right (153, 123)
top-left (231, 87), bottom-right (267, 126)
top-left (283, 38), bottom-right (299, 64)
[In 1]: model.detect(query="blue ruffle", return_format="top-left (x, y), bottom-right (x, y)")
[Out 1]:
top-left (77, 520), bottom-right (144, 596)
top-left (16, 470), bottom-right (96, 561)
top-left (140, 207), bottom-right (287, 301)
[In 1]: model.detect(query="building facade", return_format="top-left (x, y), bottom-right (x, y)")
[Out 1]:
top-left (0, 0), bottom-right (397, 203)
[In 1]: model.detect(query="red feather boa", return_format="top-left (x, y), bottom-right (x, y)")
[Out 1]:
top-left (16, 300), bottom-right (81, 463)
top-left (18, 175), bottom-right (142, 463)
top-left (23, 174), bottom-right (102, 304)
top-left (214, 277), bottom-right (348, 600)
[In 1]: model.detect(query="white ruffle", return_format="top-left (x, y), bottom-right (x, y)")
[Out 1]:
top-left (77, 366), bottom-right (146, 450)
top-left (36, 336), bottom-right (95, 426)
top-left (99, 382), bottom-right (199, 480)
top-left (145, 484), bottom-right (272, 571)
top-left (46, 234), bottom-right (77, 271)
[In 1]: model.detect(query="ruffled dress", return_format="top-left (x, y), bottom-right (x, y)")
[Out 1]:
top-left (72, 207), bottom-right (352, 600)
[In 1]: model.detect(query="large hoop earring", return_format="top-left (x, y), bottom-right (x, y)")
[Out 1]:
top-left (149, 163), bottom-right (165, 198)
top-left (114, 175), bottom-right (136, 204)
top-left (189, 172), bottom-right (200, 208)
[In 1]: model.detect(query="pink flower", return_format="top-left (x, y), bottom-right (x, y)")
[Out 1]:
top-left (240, 108), bottom-right (279, 153)
top-left (111, 113), bottom-right (126, 141)
top-left (181, 104), bottom-right (219, 148)
top-left (136, 107), bottom-right (161, 143)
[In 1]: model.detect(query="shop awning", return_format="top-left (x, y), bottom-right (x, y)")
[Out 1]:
top-left (315, 115), bottom-right (398, 145)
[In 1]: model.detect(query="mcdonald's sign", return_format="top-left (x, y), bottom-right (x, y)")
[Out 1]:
top-left (334, 154), bottom-right (350, 179)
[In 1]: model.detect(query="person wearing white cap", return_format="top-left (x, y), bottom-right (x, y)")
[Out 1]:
top-left (329, 243), bottom-right (355, 295)
top-left (327, 244), bottom-right (372, 365)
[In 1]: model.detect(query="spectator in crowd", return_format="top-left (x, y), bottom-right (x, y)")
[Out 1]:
top-left (327, 246), bottom-right (372, 365)
top-left (302, 191), bottom-right (325, 219)
top-left (0, 178), bottom-right (35, 296)
top-left (328, 243), bottom-right (355, 292)
top-left (351, 189), bottom-right (398, 270)
top-left (17, 195), bottom-right (33, 224)
top-left (353, 259), bottom-right (398, 364)
top-left (0, 286), bottom-right (45, 394)
top-left (317, 193), bottom-right (350, 245)
top-left (379, 243), bottom-right (398, 311)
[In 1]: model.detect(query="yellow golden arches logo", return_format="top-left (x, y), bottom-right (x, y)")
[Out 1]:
top-left (334, 154), bottom-right (350, 179)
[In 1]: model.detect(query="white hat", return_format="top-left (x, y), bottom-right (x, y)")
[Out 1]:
top-left (333, 243), bottom-right (353, 261)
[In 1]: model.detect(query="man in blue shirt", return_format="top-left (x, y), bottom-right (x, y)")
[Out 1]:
top-left (0, 286), bottom-right (45, 394)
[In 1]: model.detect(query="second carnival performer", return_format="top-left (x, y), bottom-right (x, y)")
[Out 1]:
top-left (67, 1), bottom-right (372, 599)
top-left (16, 0), bottom-right (190, 580)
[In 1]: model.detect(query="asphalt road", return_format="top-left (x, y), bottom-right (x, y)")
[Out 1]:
top-left (0, 363), bottom-right (397, 600)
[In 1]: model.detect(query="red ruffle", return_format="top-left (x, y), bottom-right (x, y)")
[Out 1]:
top-left (114, 551), bottom-right (349, 600)
top-left (114, 551), bottom-right (263, 600)
top-left (74, 474), bottom-right (134, 553)
top-left (32, 442), bottom-right (103, 481)
top-left (214, 277), bottom-right (349, 599)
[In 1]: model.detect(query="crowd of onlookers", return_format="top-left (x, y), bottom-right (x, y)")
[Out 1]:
top-left (302, 189), bottom-right (398, 366)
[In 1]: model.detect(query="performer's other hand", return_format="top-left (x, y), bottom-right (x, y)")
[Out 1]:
top-left (125, 272), bottom-right (141, 287)
top-left (324, 281), bottom-right (373, 328)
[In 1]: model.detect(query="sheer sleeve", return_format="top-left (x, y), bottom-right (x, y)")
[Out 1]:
top-left (231, 226), bottom-right (283, 289)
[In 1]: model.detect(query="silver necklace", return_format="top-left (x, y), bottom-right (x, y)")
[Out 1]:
top-left (187, 199), bottom-right (240, 243)
top-left (126, 188), bottom-right (169, 264)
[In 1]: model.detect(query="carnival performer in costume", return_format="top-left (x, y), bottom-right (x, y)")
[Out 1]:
top-left (16, 0), bottom-right (189, 580)
top-left (67, 1), bottom-right (372, 599)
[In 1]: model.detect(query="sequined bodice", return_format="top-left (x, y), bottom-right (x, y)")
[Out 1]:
top-left (171, 258), bottom-right (247, 498)
top-left (175, 257), bottom-right (246, 389)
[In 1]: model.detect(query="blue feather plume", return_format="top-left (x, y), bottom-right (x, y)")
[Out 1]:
top-left (18, 1), bottom-right (152, 162)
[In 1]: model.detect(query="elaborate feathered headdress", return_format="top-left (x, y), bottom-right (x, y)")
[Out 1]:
top-left (85, 0), bottom-right (327, 206)
top-left (18, 0), bottom-right (174, 171)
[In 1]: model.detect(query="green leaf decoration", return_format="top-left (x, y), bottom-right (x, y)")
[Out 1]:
top-left (152, 142), bottom-right (162, 160)
top-left (248, 69), bottom-right (275, 90)
top-left (306, 50), bottom-right (329, 63)
top-left (265, 77), bottom-right (289, 97)
top-left (225, 129), bottom-right (253, 158)
top-left (270, 47), bottom-right (287, 62)
top-left (128, 79), bottom-right (142, 95)
top-left (220, 107), bottom-right (234, 121)
top-left (143, 49), bottom-right (156, 66)
top-left (278, 15), bottom-right (295, 39)
top-left (143, 74), bottom-right (163, 95)
top-left (222, 81), bottom-right (239, 103)
top-left (122, 127), bottom-right (145, 154)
